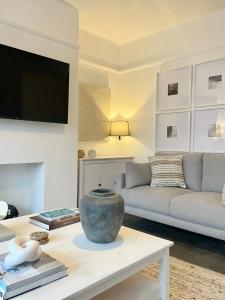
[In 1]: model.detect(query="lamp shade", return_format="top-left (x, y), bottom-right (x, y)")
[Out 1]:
top-left (110, 120), bottom-right (130, 139)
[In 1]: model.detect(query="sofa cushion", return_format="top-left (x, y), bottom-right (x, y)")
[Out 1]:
top-left (183, 153), bottom-right (203, 192)
top-left (125, 162), bottom-right (151, 188)
top-left (170, 192), bottom-right (225, 230)
top-left (120, 186), bottom-right (191, 215)
top-left (222, 184), bottom-right (225, 206)
top-left (148, 155), bottom-right (186, 188)
top-left (202, 153), bottom-right (225, 193)
top-left (156, 152), bottom-right (203, 191)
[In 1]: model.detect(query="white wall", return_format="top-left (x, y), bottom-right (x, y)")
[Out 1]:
top-left (0, 0), bottom-right (78, 46)
top-left (79, 8), bottom-right (225, 162)
top-left (78, 28), bottom-right (120, 161)
top-left (0, 0), bottom-right (79, 211)
top-left (111, 47), bottom-right (225, 162)
top-left (79, 63), bottom-right (123, 156)
top-left (110, 64), bottom-right (161, 162)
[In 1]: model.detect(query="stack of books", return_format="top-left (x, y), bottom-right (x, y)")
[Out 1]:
top-left (0, 252), bottom-right (67, 299)
top-left (29, 208), bottom-right (80, 230)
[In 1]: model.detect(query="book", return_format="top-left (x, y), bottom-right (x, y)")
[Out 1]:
top-left (29, 214), bottom-right (80, 230)
top-left (40, 208), bottom-right (78, 222)
top-left (2, 270), bottom-right (67, 299)
top-left (0, 252), bottom-right (67, 299)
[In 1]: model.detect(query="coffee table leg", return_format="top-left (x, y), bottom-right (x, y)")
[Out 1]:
top-left (159, 248), bottom-right (169, 300)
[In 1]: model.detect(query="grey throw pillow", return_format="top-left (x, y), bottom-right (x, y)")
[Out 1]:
top-left (125, 162), bottom-right (151, 188)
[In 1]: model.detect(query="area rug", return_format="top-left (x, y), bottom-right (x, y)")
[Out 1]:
top-left (123, 214), bottom-right (225, 300)
top-left (141, 256), bottom-right (225, 300)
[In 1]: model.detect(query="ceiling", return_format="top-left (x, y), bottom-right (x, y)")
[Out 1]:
top-left (65, 0), bottom-right (225, 45)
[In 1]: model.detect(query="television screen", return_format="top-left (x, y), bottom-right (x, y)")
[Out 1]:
top-left (0, 44), bottom-right (69, 124)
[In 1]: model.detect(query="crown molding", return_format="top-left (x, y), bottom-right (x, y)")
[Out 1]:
top-left (79, 54), bottom-right (169, 75)
top-left (79, 53), bottom-right (121, 73)
top-left (79, 59), bottom-right (121, 74)
top-left (0, 17), bottom-right (80, 50)
top-left (80, 44), bottom-right (225, 75)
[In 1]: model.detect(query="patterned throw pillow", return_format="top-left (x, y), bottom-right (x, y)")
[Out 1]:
top-left (148, 155), bottom-right (186, 188)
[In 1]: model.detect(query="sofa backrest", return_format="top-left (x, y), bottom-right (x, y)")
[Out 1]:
top-left (202, 153), bottom-right (225, 193)
top-left (156, 152), bottom-right (203, 191)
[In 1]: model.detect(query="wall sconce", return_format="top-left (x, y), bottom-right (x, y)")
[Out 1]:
top-left (109, 120), bottom-right (130, 140)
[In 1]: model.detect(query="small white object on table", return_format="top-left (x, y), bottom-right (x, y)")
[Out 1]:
top-left (4, 237), bottom-right (41, 268)
top-left (0, 215), bottom-right (173, 300)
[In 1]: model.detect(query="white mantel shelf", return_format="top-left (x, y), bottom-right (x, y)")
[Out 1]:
top-left (79, 156), bottom-right (133, 161)
top-left (0, 161), bottom-right (45, 165)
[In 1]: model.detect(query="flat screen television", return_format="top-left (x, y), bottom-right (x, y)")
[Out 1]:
top-left (0, 44), bottom-right (69, 124)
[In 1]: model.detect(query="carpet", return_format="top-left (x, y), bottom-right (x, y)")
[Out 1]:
top-left (123, 214), bottom-right (225, 300)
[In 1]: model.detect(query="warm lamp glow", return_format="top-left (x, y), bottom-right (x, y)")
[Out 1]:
top-left (215, 124), bottom-right (222, 138)
top-left (110, 120), bottom-right (130, 140)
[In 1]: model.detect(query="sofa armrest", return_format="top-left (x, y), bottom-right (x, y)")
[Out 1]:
top-left (116, 172), bottom-right (126, 191)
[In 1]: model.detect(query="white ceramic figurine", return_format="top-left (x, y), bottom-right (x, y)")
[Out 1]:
top-left (4, 237), bottom-right (42, 268)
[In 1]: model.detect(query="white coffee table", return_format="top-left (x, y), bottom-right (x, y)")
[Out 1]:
top-left (0, 216), bottom-right (173, 300)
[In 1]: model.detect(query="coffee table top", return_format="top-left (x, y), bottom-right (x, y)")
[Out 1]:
top-left (1, 216), bottom-right (173, 300)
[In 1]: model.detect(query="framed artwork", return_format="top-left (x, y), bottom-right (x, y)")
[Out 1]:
top-left (195, 58), bottom-right (225, 107)
top-left (156, 111), bottom-right (191, 151)
top-left (194, 109), bottom-right (225, 152)
top-left (157, 66), bottom-right (192, 111)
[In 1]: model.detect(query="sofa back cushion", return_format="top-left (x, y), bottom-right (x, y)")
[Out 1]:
top-left (156, 152), bottom-right (203, 191)
top-left (202, 153), bottom-right (225, 193)
top-left (125, 162), bottom-right (151, 188)
top-left (183, 153), bottom-right (203, 192)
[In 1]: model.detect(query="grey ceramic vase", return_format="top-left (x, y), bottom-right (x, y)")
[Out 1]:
top-left (80, 188), bottom-right (124, 243)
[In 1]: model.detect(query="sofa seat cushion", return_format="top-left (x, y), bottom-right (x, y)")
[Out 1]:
top-left (120, 186), bottom-right (191, 215)
top-left (170, 192), bottom-right (225, 230)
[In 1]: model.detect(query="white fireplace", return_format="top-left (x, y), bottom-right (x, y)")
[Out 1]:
top-left (0, 163), bottom-right (44, 216)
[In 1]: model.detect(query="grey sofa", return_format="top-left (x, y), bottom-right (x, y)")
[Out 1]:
top-left (116, 153), bottom-right (225, 241)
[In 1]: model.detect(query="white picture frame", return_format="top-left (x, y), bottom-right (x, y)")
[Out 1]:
top-left (195, 58), bottom-right (225, 107)
top-left (157, 66), bottom-right (192, 111)
top-left (156, 111), bottom-right (191, 151)
top-left (193, 108), bottom-right (225, 152)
